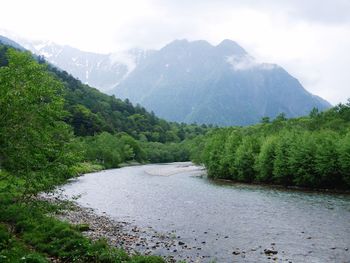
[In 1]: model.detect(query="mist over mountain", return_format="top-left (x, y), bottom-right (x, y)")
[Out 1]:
top-left (16, 38), bottom-right (152, 93)
top-left (115, 39), bottom-right (331, 125)
top-left (0, 35), bottom-right (25, 51)
top-left (12, 36), bottom-right (331, 126)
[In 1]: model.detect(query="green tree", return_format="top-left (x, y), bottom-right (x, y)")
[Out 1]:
top-left (234, 136), bottom-right (260, 182)
top-left (260, 116), bottom-right (270, 124)
top-left (118, 133), bottom-right (145, 162)
top-left (255, 136), bottom-right (277, 183)
top-left (272, 132), bottom-right (294, 185)
top-left (0, 49), bottom-right (75, 193)
top-left (221, 130), bottom-right (242, 179)
top-left (338, 132), bottom-right (350, 186)
top-left (289, 131), bottom-right (317, 187)
top-left (314, 131), bottom-right (341, 188)
top-left (202, 131), bottom-right (228, 178)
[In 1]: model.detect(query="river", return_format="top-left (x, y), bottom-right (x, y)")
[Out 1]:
top-left (60, 162), bottom-right (350, 263)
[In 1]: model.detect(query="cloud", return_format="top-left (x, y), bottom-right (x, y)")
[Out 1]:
top-left (0, 0), bottom-right (349, 104)
top-left (226, 54), bottom-right (278, 71)
top-left (227, 55), bottom-right (256, 71)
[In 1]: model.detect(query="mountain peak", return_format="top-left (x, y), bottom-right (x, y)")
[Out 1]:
top-left (164, 39), bottom-right (189, 47)
top-left (216, 39), bottom-right (247, 55)
top-left (162, 39), bottom-right (247, 55)
top-left (114, 38), bottom-right (331, 126)
top-left (163, 39), bottom-right (213, 50)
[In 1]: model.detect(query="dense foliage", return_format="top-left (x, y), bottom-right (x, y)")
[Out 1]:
top-left (0, 48), bottom-right (77, 194)
top-left (0, 45), bottom-right (198, 262)
top-left (189, 107), bottom-right (350, 189)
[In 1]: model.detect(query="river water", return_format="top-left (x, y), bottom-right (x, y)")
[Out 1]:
top-left (61, 162), bottom-right (350, 263)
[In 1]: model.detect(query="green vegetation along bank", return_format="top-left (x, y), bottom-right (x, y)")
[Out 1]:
top-left (188, 105), bottom-right (350, 190)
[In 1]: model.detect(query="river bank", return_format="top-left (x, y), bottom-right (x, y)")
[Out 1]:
top-left (42, 162), bottom-right (211, 262)
top-left (41, 194), bottom-right (213, 263)
top-left (58, 162), bottom-right (350, 263)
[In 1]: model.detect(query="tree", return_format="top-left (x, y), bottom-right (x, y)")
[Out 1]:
top-left (84, 132), bottom-right (125, 168)
top-left (118, 133), bottom-right (145, 162)
top-left (339, 132), bottom-right (350, 187)
top-left (274, 113), bottom-right (287, 122)
top-left (0, 49), bottom-right (75, 193)
top-left (314, 131), bottom-right (341, 188)
top-left (234, 136), bottom-right (260, 182)
top-left (260, 116), bottom-right (270, 124)
top-left (202, 131), bottom-right (228, 178)
top-left (255, 136), bottom-right (277, 183)
top-left (221, 130), bottom-right (242, 179)
top-left (272, 132), bottom-right (294, 186)
top-left (289, 132), bottom-right (317, 187)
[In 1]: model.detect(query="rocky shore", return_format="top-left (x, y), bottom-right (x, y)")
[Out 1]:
top-left (46, 198), bottom-right (287, 263)
top-left (42, 194), bottom-right (210, 263)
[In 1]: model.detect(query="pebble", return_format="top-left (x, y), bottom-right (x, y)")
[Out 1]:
top-left (40, 196), bottom-right (183, 263)
top-left (264, 249), bottom-right (278, 255)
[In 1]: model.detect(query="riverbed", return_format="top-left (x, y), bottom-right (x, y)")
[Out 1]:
top-left (59, 162), bottom-right (350, 262)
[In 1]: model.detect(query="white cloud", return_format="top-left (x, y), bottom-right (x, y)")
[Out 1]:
top-left (226, 54), bottom-right (277, 71)
top-left (0, 0), bottom-right (349, 104)
top-left (227, 55), bottom-right (256, 71)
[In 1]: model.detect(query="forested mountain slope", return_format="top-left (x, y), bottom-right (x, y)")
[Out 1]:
top-left (0, 39), bottom-right (208, 143)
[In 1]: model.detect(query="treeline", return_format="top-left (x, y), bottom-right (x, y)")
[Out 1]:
top-left (72, 132), bottom-right (190, 169)
top-left (189, 106), bottom-right (350, 189)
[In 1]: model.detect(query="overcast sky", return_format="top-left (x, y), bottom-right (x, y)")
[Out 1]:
top-left (1, 0), bottom-right (350, 104)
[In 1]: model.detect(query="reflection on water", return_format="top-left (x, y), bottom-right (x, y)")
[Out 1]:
top-left (61, 162), bottom-right (350, 262)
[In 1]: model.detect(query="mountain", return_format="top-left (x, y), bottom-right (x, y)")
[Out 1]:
top-left (12, 36), bottom-right (331, 126)
top-left (0, 37), bottom-right (207, 143)
top-left (0, 35), bottom-right (25, 51)
top-left (114, 39), bottom-right (331, 126)
top-left (15, 38), bottom-right (152, 93)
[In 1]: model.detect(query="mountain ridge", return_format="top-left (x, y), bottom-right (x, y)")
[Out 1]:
top-left (114, 39), bottom-right (331, 125)
top-left (8, 35), bottom-right (332, 125)
top-left (12, 37), bottom-right (153, 93)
